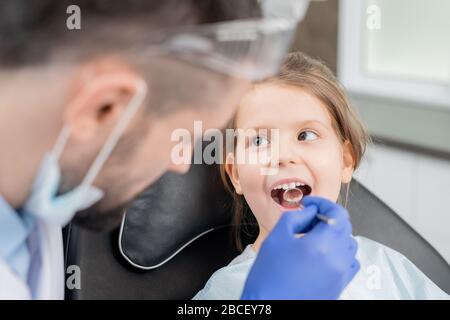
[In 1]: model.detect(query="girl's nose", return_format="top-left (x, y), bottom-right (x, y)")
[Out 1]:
top-left (276, 140), bottom-right (303, 167)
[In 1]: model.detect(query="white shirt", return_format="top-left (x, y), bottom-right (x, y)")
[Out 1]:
top-left (193, 236), bottom-right (450, 300)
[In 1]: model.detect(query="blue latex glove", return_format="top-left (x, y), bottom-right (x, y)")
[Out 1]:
top-left (241, 196), bottom-right (360, 300)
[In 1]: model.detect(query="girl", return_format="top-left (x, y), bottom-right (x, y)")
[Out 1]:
top-left (193, 52), bottom-right (448, 299)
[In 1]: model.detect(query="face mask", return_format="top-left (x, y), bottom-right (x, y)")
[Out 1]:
top-left (23, 80), bottom-right (147, 227)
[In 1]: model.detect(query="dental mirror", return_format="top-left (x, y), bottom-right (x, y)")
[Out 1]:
top-left (283, 187), bottom-right (336, 225)
top-left (283, 187), bottom-right (303, 203)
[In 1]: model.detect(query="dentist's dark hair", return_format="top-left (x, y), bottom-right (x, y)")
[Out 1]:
top-left (0, 0), bottom-right (261, 66)
top-left (220, 52), bottom-right (370, 251)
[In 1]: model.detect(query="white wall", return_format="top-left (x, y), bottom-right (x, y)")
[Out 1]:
top-left (353, 144), bottom-right (450, 264)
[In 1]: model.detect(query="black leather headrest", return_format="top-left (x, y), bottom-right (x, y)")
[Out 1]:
top-left (119, 163), bottom-right (234, 269)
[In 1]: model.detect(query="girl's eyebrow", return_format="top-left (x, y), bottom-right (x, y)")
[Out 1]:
top-left (245, 119), bottom-right (330, 131)
top-left (295, 119), bottom-right (330, 130)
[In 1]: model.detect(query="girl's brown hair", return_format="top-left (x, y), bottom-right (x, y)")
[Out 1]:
top-left (220, 52), bottom-right (370, 251)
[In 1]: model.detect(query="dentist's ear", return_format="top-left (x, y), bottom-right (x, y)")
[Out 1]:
top-left (225, 152), bottom-right (243, 195)
top-left (64, 58), bottom-right (145, 142)
top-left (341, 140), bottom-right (355, 183)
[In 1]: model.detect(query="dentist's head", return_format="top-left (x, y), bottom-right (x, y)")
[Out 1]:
top-left (0, 0), bottom-right (264, 230)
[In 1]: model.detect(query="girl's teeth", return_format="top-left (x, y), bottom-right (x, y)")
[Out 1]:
top-left (272, 181), bottom-right (307, 190)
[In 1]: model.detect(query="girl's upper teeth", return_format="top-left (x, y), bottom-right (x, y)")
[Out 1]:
top-left (274, 181), bottom-right (305, 190)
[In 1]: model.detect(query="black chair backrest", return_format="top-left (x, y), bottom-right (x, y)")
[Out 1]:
top-left (345, 182), bottom-right (450, 294)
top-left (64, 163), bottom-right (450, 299)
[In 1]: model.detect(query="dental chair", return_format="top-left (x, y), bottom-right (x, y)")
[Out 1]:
top-left (64, 162), bottom-right (450, 299)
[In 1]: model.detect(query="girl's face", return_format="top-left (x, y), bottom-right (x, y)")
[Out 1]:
top-left (225, 83), bottom-right (355, 236)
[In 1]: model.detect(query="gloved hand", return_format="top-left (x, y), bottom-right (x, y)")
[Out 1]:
top-left (241, 196), bottom-right (360, 300)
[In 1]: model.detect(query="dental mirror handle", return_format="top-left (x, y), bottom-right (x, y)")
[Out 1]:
top-left (315, 214), bottom-right (336, 225)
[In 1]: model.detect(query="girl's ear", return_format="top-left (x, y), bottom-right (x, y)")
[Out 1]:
top-left (341, 140), bottom-right (355, 184)
top-left (225, 152), bottom-right (243, 194)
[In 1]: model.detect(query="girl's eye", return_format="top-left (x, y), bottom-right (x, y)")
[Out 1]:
top-left (298, 130), bottom-right (318, 141)
top-left (251, 135), bottom-right (269, 147)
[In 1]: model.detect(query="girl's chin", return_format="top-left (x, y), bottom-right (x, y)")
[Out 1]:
top-left (274, 201), bottom-right (304, 212)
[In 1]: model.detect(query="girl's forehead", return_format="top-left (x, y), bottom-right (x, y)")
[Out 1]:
top-left (236, 83), bottom-right (333, 129)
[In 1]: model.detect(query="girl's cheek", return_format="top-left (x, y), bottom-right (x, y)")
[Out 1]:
top-left (307, 144), bottom-right (343, 200)
top-left (238, 166), bottom-right (270, 206)
top-left (237, 164), bottom-right (263, 192)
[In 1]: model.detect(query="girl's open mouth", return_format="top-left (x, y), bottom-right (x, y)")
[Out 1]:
top-left (270, 181), bottom-right (312, 209)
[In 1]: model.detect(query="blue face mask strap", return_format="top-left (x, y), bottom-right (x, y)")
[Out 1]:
top-left (51, 126), bottom-right (71, 161)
